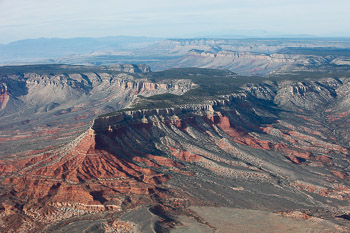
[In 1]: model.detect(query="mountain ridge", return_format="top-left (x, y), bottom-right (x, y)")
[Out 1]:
top-left (1, 65), bottom-right (350, 231)
top-left (3, 38), bottom-right (350, 77)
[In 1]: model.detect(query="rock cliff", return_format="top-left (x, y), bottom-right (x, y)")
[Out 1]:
top-left (2, 73), bottom-right (350, 231)
top-left (175, 49), bottom-right (331, 76)
top-left (0, 65), bottom-right (194, 157)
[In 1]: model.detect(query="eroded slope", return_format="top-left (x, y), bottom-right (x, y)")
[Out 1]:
top-left (0, 65), bottom-right (194, 157)
top-left (1, 70), bottom-right (350, 232)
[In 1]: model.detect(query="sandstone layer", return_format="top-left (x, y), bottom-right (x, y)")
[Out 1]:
top-left (1, 66), bottom-right (350, 232)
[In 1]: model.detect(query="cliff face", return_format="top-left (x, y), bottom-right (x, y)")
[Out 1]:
top-left (141, 39), bottom-right (350, 76)
top-left (2, 76), bottom-right (350, 232)
top-left (172, 49), bottom-right (331, 76)
top-left (150, 48), bottom-right (348, 77)
top-left (0, 66), bottom-right (194, 157)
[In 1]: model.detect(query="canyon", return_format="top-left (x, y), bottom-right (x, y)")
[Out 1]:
top-left (1, 64), bottom-right (350, 232)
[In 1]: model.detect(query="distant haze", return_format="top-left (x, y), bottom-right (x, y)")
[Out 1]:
top-left (1, 0), bottom-right (350, 44)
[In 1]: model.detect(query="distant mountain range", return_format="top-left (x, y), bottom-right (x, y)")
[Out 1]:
top-left (0, 36), bottom-right (160, 63)
top-left (2, 36), bottom-right (350, 76)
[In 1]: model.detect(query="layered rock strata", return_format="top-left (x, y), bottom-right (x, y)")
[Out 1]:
top-left (2, 77), bottom-right (350, 231)
top-left (0, 69), bottom-right (194, 157)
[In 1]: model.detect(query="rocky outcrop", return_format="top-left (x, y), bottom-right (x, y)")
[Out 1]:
top-left (0, 67), bottom-right (194, 157)
top-left (179, 49), bottom-right (332, 76)
top-left (92, 97), bottom-right (236, 131)
top-left (188, 49), bottom-right (308, 63)
top-left (1, 67), bottom-right (350, 232)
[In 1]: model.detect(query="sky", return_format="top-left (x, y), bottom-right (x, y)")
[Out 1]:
top-left (0, 0), bottom-right (350, 44)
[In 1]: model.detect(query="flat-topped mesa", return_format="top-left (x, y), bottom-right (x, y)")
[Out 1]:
top-left (91, 93), bottom-right (246, 132)
top-left (115, 79), bottom-right (194, 94)
top-left (188, 49), bottom-right (328, 64)
top-left (59, 64), bottom-right (151, 73)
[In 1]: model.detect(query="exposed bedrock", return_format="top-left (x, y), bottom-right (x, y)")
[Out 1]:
top-left (2, 71), bottom-right (350, 231)
top-left (0, 69), bottom-right (194, 157)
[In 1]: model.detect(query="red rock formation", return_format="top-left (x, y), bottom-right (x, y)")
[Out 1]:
top-left (0, 128), bottom-right (178, 231)
top-left (2, 86), bottom-right (350, 231)
top-left (169, 147), bottom-right (201, 162)
top-left (206, 114), bottom-right (273, 150)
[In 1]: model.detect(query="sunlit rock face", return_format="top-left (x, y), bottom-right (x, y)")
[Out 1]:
top-left (1, 65), bottom-right (350, 232)
top-left (0, 65), bottom-right (194, 157)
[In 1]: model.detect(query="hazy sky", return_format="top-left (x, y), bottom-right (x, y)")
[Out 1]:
top-left (0, 0), bottom-right (349, 43)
